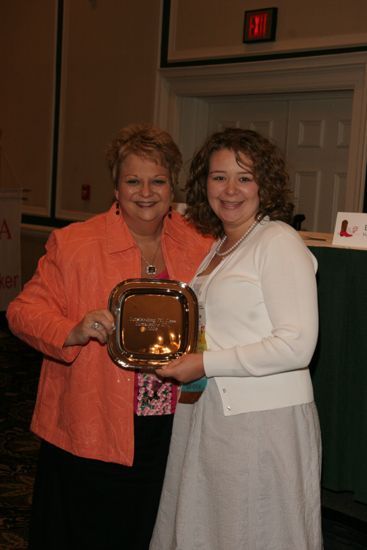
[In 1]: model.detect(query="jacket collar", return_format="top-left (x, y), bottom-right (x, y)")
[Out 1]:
top-left (105, 205), bottom-right (188, 254)
top-left (106, 205), bottom-right (136, 254)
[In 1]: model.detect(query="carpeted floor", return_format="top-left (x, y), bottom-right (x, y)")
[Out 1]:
top-left (0, 318), bottom-right (41, 549)
top-left (1, 314), bottom-right (367, 549)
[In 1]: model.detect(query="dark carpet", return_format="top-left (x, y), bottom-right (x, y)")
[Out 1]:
top-left (0, 316), bottom-right (41, 549)
top-left (1, 313), bottom-right (367, 549)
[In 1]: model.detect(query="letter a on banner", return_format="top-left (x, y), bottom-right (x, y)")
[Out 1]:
top-left (0, 189), bottom-right (22, 310)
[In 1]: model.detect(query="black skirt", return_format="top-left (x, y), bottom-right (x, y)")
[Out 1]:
top-left (28, 414), bottom-right (174, 550)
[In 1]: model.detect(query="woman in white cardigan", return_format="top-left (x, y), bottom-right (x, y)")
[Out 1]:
top-left (150, 128), bottom-right (323, 550)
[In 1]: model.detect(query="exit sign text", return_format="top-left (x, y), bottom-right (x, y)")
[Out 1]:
top-left (243, 7), bottom-right (278, 43)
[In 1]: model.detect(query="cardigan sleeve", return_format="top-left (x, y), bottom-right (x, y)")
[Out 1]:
top-left (6, 231), bottom-right (81, 363)
top-left (203, 229), bottom-right (319, 378)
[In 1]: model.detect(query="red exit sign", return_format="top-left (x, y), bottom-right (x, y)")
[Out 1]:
top-left (243, 7), bottom-right (278, 43)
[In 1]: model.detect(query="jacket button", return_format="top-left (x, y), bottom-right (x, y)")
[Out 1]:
top-left (226, 405), bottom-right (231, 411)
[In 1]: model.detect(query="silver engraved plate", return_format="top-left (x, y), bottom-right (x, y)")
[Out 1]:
top-left (107, 279), bottom-right (198, 371)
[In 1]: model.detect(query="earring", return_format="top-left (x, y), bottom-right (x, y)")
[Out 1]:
top-left (115, 201), bottom-right (120, 216)
top-left (168, 205), bottom-right (172, 219)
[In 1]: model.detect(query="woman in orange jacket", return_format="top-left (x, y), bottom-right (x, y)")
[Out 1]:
top-left (7, 124), bottom-right (212, 550)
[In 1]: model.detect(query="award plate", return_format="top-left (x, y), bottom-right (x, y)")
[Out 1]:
top-left (107, 278), bottom-right (198, 371)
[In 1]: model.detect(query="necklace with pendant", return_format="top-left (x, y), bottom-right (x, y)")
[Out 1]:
top-left (215, 220), bottom-right (258, 257)
top-left (139, 240), bottom-right (161, 276)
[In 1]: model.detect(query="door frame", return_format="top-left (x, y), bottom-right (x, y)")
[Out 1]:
top-left (154, 51), bottom-right (367, 211)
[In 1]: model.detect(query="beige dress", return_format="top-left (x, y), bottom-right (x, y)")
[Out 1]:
top-left (149, 380), bottom-right (323, 550)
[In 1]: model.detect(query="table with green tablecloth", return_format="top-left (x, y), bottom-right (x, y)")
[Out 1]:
top-left (309, 245), bottom-right (367, 504)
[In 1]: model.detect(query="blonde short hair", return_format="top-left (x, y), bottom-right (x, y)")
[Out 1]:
top-left (106, 123), bottom-right (182, 189)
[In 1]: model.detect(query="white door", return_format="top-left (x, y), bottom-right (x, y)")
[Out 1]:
top-left (207, 96), bottom-right (289, 147)
top-left (179, 91), bottom-right (352, 233)
top-left (286, 95), bottom-right (351, 232)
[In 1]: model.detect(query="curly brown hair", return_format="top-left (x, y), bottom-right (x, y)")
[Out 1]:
top-left (185, 128), bottom-right (294, 237)
top-left (106, 123), bottom-right (182, 189)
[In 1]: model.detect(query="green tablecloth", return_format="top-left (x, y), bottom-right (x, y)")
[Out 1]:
top-left (309, 246), bottom-right (367, 504)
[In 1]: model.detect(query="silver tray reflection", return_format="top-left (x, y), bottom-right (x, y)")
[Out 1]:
top-left (107, 278), bottom-right (198, 371)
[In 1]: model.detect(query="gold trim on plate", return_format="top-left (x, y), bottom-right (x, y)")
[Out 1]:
top-left (107, 278), bottom-right (198, 371)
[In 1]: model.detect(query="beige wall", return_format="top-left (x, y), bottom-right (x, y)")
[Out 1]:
top-left (0, 0), bottom-right (162, 223)
top-left (57, 0), bottom-right (162, 218)
top-left (0, 1), bottom-right (56, 216)
top-left (169, 0), bottom-right (367, 61)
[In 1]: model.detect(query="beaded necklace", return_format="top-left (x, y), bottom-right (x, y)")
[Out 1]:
top-left (215, 219), bottom-right (258, 257)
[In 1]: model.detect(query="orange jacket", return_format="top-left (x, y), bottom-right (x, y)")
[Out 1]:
top-left (7, 206), bottom-right (212, 465)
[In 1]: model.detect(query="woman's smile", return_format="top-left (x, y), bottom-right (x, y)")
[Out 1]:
top-left (135, 200), bottom-right (159, 207)
top-left (220, 200), bottom-right (244, 209)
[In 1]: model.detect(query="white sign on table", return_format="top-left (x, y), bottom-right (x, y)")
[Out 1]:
top-left (332, 212), bottom-right (367, 249)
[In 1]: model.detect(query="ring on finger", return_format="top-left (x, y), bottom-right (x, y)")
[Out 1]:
top-left (92, 321), bottom-right (101, 330)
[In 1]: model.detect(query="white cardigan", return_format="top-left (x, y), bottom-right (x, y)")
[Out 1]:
top-left (194, 218), bottom-right (318, 415)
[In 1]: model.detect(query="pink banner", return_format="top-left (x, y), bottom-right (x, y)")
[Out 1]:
top-left (0, 189), bottom-right (22, 311)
